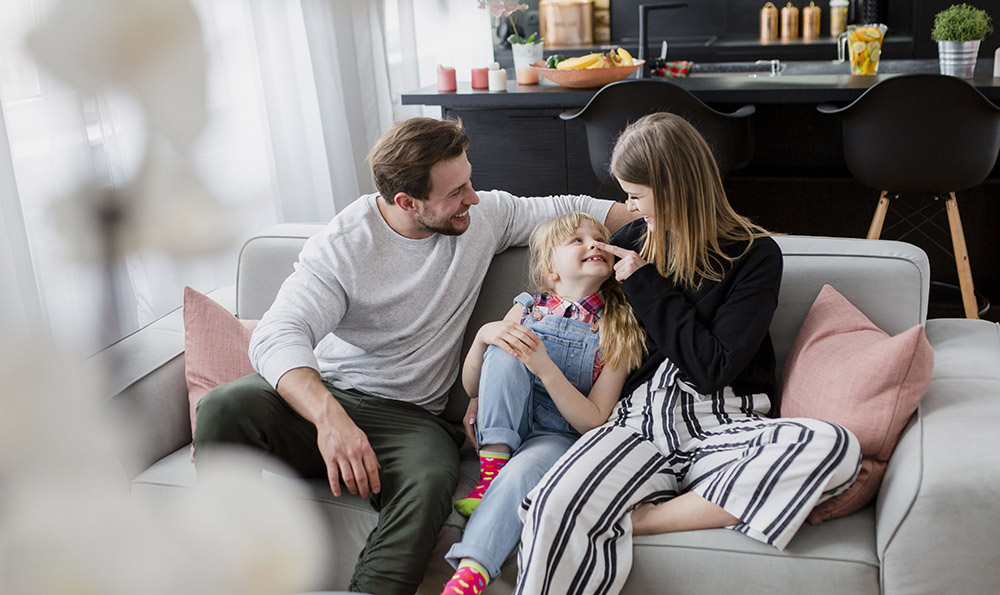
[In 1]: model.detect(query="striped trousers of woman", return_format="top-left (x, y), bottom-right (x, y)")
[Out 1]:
top-left (515, 359), bottom-right (861, 595)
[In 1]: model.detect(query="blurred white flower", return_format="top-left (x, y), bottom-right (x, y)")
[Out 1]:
top-left (50, 140), bottom-right (237, 261)
top-left (25, 0), bottom-right (207, 151)
top-left (1, 350), bottom-right (329, 594)
top-left (0, 341), bottom-right (117, 478)
top-left (0, 475), bottom-right (197, 595)
top-left (127, 140), bottom-right (238, 257)
top-left (166, 448), bottom-right (331, 594)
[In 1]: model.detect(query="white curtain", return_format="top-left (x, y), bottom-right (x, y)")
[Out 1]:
top-left (0, 0), bottom-right (395, 351)
top-left (0, 0), bottom-right (493, 351)
top-left (387, 0), bottom-right (494, 118)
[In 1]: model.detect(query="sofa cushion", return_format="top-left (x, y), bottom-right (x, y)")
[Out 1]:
top-left (780, 284), bottom-right (933, 524)
top-left (133, 444), bottom-right (880, 594)
top-left (183, 286), bottom-right (258, 436)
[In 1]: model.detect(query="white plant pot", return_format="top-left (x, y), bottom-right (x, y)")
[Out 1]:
top-left (938, 39), bottom-right (981, 78)
top-left (512, 42), bottom-right (545, 72)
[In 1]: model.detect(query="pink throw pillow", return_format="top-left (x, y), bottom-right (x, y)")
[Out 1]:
top-left (183, 286), bottom-right (258, 438)
top-left (780, 284), bottom-right (933, 524)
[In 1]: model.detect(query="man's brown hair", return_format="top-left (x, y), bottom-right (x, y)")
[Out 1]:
top-left (368, 117), bottom-right (470, 204)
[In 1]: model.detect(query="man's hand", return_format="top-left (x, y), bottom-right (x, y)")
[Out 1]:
top-left (595, 241), bottom-right (648, 282)
top-left (317, 414), bottom-right (381, 498)
top-left (463, 398), bottom-right (479, 449)
top-left (478, 320), bottom-right (540, 358)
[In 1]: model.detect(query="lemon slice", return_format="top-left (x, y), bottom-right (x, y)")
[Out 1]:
top-left (870, 47), bottom-right (881, 63)
top-left (868, 41), bottom-right (881, 54)
top-left (851, 41), bottom-right (866, 56)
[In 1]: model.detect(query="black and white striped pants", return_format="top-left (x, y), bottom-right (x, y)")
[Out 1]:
top-left (516, 360), bottom-right (861, 595)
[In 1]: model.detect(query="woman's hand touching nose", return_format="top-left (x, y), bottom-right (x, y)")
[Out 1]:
top-left (594, 241), bottom-right (648, 282)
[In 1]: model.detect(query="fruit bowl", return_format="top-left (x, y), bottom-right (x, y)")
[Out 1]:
top-left (530, 59), bottom-right (645, 88)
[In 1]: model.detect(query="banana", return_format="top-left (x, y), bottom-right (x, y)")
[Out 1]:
top-left (556, 49), bottom-right (634, 70)
top-left (556, 53), bottom-right (603, 70)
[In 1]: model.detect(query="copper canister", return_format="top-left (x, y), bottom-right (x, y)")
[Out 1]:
top-left (780, 2), bottom-right (799, 41)
top-left (802, 1), bottom-right (821, 41)
top-left (760, 2), bottom-right (778, 42)
top-left (539, 0), bottom-right (594, 48)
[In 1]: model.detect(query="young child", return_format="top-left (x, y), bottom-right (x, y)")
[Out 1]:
top-left (441, 212), bottom-right (646, 595)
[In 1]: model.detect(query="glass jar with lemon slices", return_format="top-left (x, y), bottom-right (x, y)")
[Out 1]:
top-left (844, 23), bottom-right (887, 75)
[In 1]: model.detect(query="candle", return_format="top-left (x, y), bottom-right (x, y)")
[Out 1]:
top-left (471, 67), bottom-right (489, 89)
top-left (437, 65), bottom-right (457, 92)
top-left (516, 66), bottom-right (539, 85)
top-left (995, 47), bottom-right (1000, 78)
top-left (488, 68), bottom-right (507, 92)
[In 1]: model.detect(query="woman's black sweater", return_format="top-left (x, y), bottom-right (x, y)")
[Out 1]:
top-left (613, 220), bottom-right (784, 416)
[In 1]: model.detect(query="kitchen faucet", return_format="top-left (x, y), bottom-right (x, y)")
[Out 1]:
top-left (638, 3), bottom-right (688, 78)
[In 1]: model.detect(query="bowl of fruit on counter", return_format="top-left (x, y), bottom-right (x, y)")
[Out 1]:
top-left (531, 48), bottom-right (644, 88)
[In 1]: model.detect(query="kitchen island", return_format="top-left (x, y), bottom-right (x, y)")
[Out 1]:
top-left (402, 59), bottom-right (1000, 318)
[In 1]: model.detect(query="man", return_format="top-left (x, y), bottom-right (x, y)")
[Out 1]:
top-left (194, 117), bottom-right (632, 594)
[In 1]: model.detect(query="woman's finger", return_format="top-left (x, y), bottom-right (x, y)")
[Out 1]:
top-left (594, 241), bottom-right (634, 258)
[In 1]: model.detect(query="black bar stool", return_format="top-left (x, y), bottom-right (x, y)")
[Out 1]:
top-left (560, 79), bottom-right (755, 183)
top-left (818, 74), bottom-right (1000, 319)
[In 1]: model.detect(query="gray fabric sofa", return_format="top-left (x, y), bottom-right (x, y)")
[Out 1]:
top-left (100, 223), bottom-right (1000, 594)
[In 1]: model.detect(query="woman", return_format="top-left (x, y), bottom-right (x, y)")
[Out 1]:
top-left (515, 113), bottom-right (861, 595)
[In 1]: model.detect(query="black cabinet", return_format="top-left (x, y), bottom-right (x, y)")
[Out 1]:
top-left (452, 108), bottom-right (568, 197)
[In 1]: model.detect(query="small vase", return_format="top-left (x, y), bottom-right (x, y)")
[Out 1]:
top-left (512, 41), bottom-right (544, 72)
top-left (938, 39), bottom-right (981, 78)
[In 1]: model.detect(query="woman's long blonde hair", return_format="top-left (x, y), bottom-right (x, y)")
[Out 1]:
top-left (529, 213), bottom-right (646, 373)
top-left (610, 112), bottom-right (770, 288)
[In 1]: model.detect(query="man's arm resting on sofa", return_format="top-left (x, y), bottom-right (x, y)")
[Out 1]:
top-left (275, 367), bottom-right (381, 499)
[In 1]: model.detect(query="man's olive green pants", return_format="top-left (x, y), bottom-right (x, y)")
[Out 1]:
top-left (193, 373), bottom-right (463, 595)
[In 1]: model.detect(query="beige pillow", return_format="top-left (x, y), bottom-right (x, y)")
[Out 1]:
top-left (781, 284), bottom-right (933, 524)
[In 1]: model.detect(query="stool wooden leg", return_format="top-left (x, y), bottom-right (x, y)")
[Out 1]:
top-left (945, 192), bottom-right (979, 319)
top-left (867, 191), bottom-right (891, 240)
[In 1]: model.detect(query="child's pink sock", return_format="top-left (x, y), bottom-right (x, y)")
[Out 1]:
top-left (441, 560), bottom-right (489, 595)
top-left (454, 451), bottom-right (510, 517)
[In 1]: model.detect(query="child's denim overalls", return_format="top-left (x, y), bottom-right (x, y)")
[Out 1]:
top-left (445, 291), bottom-right (603, 579)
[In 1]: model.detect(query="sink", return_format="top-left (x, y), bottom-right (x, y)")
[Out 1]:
top-left (686, 60), bottom-right (787, 77)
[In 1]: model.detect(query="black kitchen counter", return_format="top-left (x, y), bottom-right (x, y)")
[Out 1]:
top-left (401, 57), bottom-right (1000, 315)
top-left (401, 59), bottom-right (1000, 108)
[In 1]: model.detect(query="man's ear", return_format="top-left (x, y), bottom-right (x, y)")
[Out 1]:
top-left (393, 192), bottom-right (418, 213)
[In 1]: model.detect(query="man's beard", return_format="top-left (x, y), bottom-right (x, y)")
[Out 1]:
top-left (414, 209), bottom-right (470, 236)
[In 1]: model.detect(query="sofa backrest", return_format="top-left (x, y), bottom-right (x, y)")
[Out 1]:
top-left (237, 226), bottom-right (930, 423)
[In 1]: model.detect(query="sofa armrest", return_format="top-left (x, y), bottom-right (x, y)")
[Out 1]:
top-left (90, 286), bottom-right (236, 481)
top-left (876, 319), bottom-right (1000, 594)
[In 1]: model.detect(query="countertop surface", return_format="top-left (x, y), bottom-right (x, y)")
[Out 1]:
top-left (401, 59), bottom-right (1000, 108)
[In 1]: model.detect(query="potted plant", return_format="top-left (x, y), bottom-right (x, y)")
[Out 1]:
top-left (931, 3), bottom-right (994, 78)
top-left (480, 1), bottom-right (544, 73)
